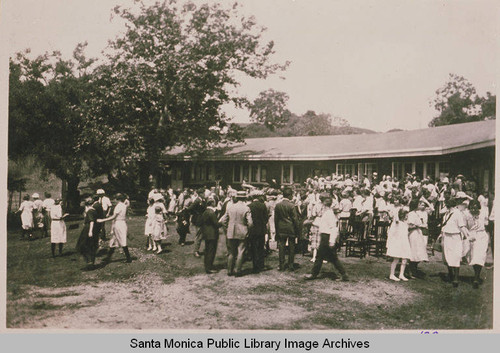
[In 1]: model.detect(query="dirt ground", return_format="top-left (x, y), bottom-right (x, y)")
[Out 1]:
top-left (6, 215), bottom-right (494, 330)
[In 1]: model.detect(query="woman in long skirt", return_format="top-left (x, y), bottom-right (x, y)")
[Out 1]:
top-left (50, 198), bottom-right (68, 257)
top-left (99, 194), bottom-right (132, 264)
top-left (407, 200), bottom-right (429, 278)
top-left (441, 193), bottom-right (471, 287)
top-left (76, 197), bottom-right (100, 269)
top-left (467, 200), bottom-right (490, 288)
top-left (17, 194), bottom-right (34, 240)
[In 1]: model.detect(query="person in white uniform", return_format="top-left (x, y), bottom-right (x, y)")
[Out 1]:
top-left (98, 194), bottom-right (132, 264)
top-left (50, 198), bottom-right (68, 257)
top-left (407, 200), bottom-right (429, 278)
top-left (386, 198), bottom-right (411, 281)
top-left (441, 192), bottom-right (471, 287)
top-left (17, 194), bottom-right (34, 240)
top-left (467, 200), bottom-right (490, 289)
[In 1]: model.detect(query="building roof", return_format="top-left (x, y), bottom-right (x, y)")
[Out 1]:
top-left (165, 120), bottom-right (496, 161)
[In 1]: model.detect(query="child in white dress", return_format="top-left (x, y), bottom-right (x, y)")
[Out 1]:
top-left (151, 206), bottom-right (167, 254)
top-left (386, 199), bottom-right (411, 281)
top-left (145, 199), bottom-right (155, 251)
top-left (467, 200), bottom-right (489, 289)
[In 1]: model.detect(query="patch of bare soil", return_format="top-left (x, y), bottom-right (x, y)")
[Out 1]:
top-left (12, 270), bottom-right (311, 330)
top-left (317, 279), bottom-right (418, 307)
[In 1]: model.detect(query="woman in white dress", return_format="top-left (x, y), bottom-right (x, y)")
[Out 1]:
top-left (441, 193), bottom-right (471, 287)
top-left (50, 198), bottom-right (68, 257)
top-left (145, 199), bottom-right (155, 251)
top-left (167, 189), bottom-right (177, 215)
top-left (386, 198), bottom-right (411, 281)
top-left (18, 194), bottom-right (34, 240)
top-left (467, 200), bottom-right (489, 289)
top-left (98, 193), bottom-right (132, 264)
top-left (407, 200), bottom-right (429, 278)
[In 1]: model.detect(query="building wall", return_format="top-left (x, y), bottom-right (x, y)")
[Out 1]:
top-left (162, 147), bottom-right (494, 193)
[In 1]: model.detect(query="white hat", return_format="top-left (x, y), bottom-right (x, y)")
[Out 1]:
top-left (455, 191), bottom-right (473, 200)
top-left (96, 189), bottom-right (105, 195)
top-left (153, 193), bottom-right (163, 202)
top-left (32, 193), bottom-right (40, 199)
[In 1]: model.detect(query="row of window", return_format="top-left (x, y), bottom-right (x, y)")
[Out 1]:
top-left (170, 161), bottom-right (453, 184)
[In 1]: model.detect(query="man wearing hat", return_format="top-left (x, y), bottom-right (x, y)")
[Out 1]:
top-left (248, 191), bottom-right (269, 273)
top-left (274, 188), bottom-right (300, 271)
top-left (219, 191), bottom-right (253, 277)
top-left (188, 188), bottom-right (207, 257)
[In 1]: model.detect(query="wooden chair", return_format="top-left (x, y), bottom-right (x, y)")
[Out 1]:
top-left (337, 216), bottom-right (353, 252)
top-left (345, 218), bottom-right (367, 258)
top-left (366, 220), bottom-right (390, 257)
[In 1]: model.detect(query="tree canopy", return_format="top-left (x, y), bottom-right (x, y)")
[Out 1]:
top-left (248, 89), bottom-right (291, 131)
top-left (9, 45), bottom-right (96, 210)
top-left (429, 73), bottom-right (496, 127)
top-left (9, 0), bottom-right (288, 201)
top-left (79, 0), bottom-right (287, 185)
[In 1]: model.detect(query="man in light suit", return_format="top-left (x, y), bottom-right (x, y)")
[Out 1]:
top-left (219, 191), bottom-right (253, 277)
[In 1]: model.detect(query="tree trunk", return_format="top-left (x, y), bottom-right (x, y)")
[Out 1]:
top-left (63, 176), bottom-right (81, 213)
top-left (8, 190), bottom-right (13, 213)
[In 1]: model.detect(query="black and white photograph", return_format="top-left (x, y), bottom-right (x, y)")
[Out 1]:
top-left (1, 0), bottom-right (497, 332)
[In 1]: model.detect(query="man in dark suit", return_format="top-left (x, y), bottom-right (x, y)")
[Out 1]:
top-left (200, 198), bottom-right (220, 274)
top-left (274, 188), bottom-right (300, 271)
top-left (248, 191), bottom-right (269, 273)
top-left (188, 188), bottom-right (206, 257)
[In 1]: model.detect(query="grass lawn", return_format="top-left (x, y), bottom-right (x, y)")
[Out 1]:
top-left (6, 212), bottom-right (494, 330)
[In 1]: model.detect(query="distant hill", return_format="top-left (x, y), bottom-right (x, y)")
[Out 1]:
top-left (239, 123), bottom-right (376, 138)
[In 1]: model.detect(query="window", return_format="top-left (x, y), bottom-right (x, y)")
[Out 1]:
top-left (242, 165), bottom-right (250, 182)
top-left (190, 166), bottom-right (195, 180)
top-left (392, 162), bottom-right (401, 179)
top-left (426, 162), bottom-right (436, 179)
top-left (172, 168), bottom-right (182, 181)
top-left (233, 165), bottom-right (241, 182)
top-left (251, 165), bottom-right (259, 182)
top-left (439, 161), bottom-right (450, 175)
top-left (282, 164), bottom-right (291, 184)
top-left (233, 164), bottom-right (267, 183)
top-left (207, 165), bottom-right (214, 181)
top-left (260, 166), bottom-right (267, 182)
top-left (415, 162), bottom-right (424, 179)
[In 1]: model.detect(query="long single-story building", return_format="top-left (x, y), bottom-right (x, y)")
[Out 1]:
top-left (159, 120), bottom-right (495, 192)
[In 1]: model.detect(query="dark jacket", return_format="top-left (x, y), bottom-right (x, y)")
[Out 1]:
top-left (200, 207), bottom-right (219, 240)
top-left (188, 196), bottom-right (206, 227)
top-left (248, 199), bottom-right (269, 238)
top-left (274, 198), bottom-right (300, 238)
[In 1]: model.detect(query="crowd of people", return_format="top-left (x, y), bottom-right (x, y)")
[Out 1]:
top-left (18, 171), bottom-right (494, 288)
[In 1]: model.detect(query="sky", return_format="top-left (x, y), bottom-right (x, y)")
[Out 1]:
top-left (2, 0), bottom-right (498, 132)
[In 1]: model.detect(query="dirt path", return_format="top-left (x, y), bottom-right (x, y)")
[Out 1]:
top-left (11, 268), bottom-right (421, 330)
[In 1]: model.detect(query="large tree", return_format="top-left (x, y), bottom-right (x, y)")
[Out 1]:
top-left (429, 73), bottom-right (496, 127)
top-left (80, 0), bottom-right (287, 187)
top-left (9, 45), bottom-right (96, 211)
top-left (249, 89), bottom-right (291, 131)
